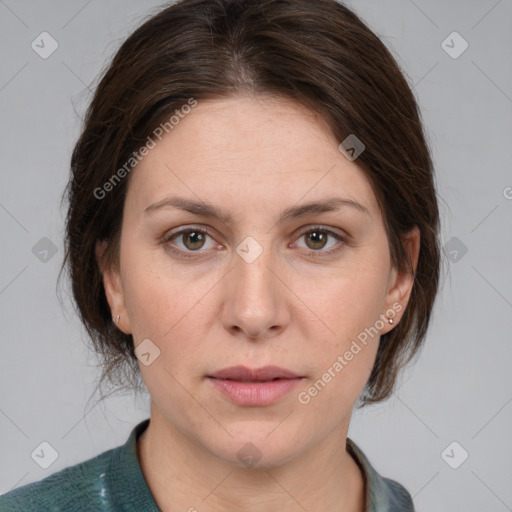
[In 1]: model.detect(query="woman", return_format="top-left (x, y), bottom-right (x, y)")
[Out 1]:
top-left (0, 0), bottom-right (440, 510)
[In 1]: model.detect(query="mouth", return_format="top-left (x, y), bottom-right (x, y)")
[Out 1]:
top-left (207, 365), bottom-right (303, 406)
top-left (208, 365), bottom-right (301, 381)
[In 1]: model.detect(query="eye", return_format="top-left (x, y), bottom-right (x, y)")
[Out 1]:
top-left (294, 226), bottom-right (346, 257)
top-left (162, 226), bottom-right (219, 256)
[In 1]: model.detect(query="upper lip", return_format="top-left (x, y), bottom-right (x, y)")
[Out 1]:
top-left (208, 365), bottom-right (301, 381)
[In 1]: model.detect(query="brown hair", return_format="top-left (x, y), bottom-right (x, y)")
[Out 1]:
top-left (60, 0), bottom-right (441, 406)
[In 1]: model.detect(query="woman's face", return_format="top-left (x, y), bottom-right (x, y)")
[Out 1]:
top-left (100, 95), bottom-right (418, 467)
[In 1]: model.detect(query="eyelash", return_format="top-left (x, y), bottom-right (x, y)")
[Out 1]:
top-left (161, 225), bottom-right (347, 259)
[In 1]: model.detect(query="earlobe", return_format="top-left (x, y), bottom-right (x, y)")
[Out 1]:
top-left (95, 240), bottom-right (131, 334)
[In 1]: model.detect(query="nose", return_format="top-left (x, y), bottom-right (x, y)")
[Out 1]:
top-left (220, 236), bottom-right (290, 341)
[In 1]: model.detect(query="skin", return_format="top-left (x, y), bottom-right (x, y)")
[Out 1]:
top-left (97, 94), bottom-right (420, 512)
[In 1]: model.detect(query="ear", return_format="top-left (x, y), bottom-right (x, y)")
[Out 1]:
top-left (380, 226), bottom-right (420, 334)
top-left (95, 240), bottom-right (132, 334)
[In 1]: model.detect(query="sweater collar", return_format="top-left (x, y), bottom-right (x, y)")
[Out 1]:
top-left (108, 418), bottom-right (159, 510)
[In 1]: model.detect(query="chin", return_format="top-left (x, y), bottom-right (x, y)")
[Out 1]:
top-left (201, 421), bottom-right (308, 469)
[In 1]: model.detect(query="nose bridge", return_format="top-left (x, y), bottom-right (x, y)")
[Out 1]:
top-left (222, 233), bottom-right (287, 338)
top-left (233, 233), bottom-right (277, 300)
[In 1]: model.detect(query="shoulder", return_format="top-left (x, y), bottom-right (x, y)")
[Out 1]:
top-left (378, 476), bottom-right (416, 511)
top-left (0, 419), bottom-right (155, 512)
top-left (0, 445), bottom-right (119, 512)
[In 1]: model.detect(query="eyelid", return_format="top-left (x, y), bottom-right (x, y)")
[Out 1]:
top-left (293, 224), bottom-right (348, 241)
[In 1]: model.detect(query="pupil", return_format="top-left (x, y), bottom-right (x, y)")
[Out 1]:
top-left (186, 231), bottom-right (204, 250)
top-left (308, 231), bottom-right (327, 249)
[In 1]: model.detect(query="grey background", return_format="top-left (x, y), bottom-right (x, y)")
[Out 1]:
top-left (1, 0), bottom-right (511, 510)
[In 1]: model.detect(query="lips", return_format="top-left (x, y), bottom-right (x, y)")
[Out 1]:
top-left (207, 365), bottom-right (303, 406)
top-left (208, 365), bottom-right (300, 381)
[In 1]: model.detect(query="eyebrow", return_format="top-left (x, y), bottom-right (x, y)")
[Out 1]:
top-left (144, 195), bottom-right (370, 224)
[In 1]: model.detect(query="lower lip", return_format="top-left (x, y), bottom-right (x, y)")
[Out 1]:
top-left (208, 377), bottom-right (302, 406)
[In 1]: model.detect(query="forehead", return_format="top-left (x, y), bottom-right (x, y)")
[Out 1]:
top-left (125, 95), bottom-right (379, 220)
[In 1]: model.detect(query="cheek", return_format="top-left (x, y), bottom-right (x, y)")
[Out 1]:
top-left (295, 263), bottom-right (387, 401)
top-left (122, 273), bottom-right (172, 340)
top-left (120, 256), bottom-right (224, 393)
top-left (303, 262), bottom-right (388, 343)
top-left (120, 243), bottom-right (206, 340)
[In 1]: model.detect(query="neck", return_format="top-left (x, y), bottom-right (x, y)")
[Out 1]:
top-left (137, 404), bottom-right (365, 512)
